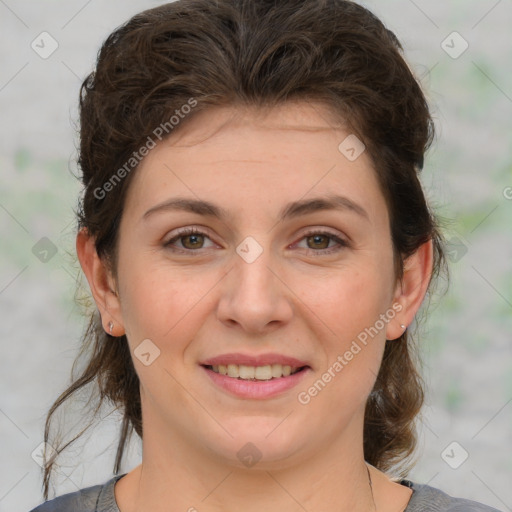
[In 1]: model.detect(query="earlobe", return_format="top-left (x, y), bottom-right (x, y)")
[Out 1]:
top-left (76, 227), bottom-right (125, 336)
top-left (386, 240), bottom-right (434, 340)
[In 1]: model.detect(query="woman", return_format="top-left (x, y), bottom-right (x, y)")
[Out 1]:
top-left (30, 0), bottom-right (502, 511)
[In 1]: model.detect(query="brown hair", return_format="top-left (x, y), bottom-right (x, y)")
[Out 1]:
top-left (42, 0), bottom-right (446, 499)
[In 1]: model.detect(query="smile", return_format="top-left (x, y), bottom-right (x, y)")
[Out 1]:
top-left (201, 364), bottom-right (310, 399)
top-left (206, 363), bottom-right (304, 380)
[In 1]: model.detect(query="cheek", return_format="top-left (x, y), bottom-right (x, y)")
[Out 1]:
top-left (296, 268), bottom-right (390, 412)
top-left (118, 255), bottom-right (219, 348)
top-left (297, 261), bottom-right (394, 333)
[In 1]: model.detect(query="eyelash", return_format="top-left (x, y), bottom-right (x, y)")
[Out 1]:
top-left (164, 227), bottom-right (349, 256)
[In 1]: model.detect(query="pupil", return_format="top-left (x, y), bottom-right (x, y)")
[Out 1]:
top-left (185, 234), bottom-right (202, 248)
top-left (308, 234), bottom-right (328, 249)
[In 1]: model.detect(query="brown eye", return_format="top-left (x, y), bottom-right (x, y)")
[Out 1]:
top-left (181, 233), bottom-right (205, 249)
top-left (295, 230), bottom-right (349, 255)
top-left (164, 228), bottom-right (215, 253)
top-left (306, 234), bottom-right (330, 250)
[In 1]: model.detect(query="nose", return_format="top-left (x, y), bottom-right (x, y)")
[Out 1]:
top-left (216, 242), bottom-right (294, 334)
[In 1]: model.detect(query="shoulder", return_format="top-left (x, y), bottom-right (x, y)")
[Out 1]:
top-left (403, 480), bottom-right (504, 512)
top-left (29, 474), bottom-right (126, 512)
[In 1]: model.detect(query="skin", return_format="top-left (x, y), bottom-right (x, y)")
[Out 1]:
top-left (77, 101), bottom-right (433, 512)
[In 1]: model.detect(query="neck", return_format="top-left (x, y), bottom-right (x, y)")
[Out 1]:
top-left (117, 418), bottom-right (377, 512)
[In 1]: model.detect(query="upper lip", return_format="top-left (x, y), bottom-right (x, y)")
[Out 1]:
top-left (201, 353), bottom-right (310, 368)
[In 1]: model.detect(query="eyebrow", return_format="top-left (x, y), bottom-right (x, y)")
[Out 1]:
top-left (142, 194), bottom-right (369, 222)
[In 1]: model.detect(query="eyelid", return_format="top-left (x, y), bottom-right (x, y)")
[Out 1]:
top-left (164, 226), bottom-right (219, 252)
top-left (164, 226), bottom-right (350, 254)
top-left (291, 228), bottom-right (350, 253)
top-left (299, 227), bottom-right (348, 242)
top-left (165, 225), bottom-right (215, 240)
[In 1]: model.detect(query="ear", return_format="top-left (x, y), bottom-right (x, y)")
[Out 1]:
top-left (76, 227), bottom-right (125, 336)
top-left (386, 239), bottom-right (433, 340)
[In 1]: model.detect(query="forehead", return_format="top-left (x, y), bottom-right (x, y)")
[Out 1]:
top-left (168, 101), bottom-right (350, 147)
top-left (122, 101), bottom-right (386, 224)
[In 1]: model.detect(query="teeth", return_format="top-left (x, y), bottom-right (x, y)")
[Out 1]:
top-left (254, 365), bottom-right (272, 380)
top-left (227, 364), bottom-right (239, 378)
top-left (210, 363), bottom-right (300, 380)
top-left (239, 365), bottom-right (255, 379)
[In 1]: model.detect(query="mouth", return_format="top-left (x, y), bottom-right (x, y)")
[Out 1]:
top-left (202, 363), bottom-right (308, 381)
top-left (200, 362), bottom-right (311, 399)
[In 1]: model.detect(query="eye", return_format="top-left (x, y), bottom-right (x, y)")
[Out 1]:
top-left (164, 227), bottom-right (349, 255)
top-left (164, 228), bottom-right (216, 252)
top-left (294, 230), bottom-right (349, 255)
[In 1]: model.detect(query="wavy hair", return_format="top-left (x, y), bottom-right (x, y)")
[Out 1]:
top-left (41, 0), bottom-right (446, 500)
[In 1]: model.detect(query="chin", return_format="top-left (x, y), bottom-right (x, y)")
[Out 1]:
top-left (201, 416), bottom-right (308, 468)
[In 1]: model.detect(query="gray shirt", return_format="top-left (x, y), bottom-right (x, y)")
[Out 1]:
top-left (30, 474), bottom-right (503, 511)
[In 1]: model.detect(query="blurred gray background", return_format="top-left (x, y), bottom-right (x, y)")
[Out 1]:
top-left (1, 1), bottom-right (511, 511)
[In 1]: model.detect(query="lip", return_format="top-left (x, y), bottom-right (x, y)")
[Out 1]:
top-left (200, 353), bottom-right (310, 368)
top-left (202, 365), bottom-right (311, 399)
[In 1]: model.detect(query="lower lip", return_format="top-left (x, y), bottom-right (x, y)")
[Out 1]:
top-left (202, 366), bottom-right (310, 399)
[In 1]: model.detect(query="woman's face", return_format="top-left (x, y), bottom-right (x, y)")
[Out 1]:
top-left (111, 101), bottom-right (405, 467)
